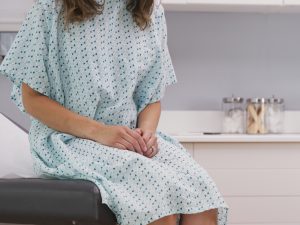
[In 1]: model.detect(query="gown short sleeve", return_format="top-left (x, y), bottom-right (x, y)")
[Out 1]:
top-left (133, 4), bottom-right (178, 115)
top-left (0, 0), bottom-right (51, 114)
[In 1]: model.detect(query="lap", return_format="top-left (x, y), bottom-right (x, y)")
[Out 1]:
top-left (45, 131), bottom-right (204, 183)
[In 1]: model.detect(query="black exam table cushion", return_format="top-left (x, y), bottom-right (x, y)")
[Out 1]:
top-left (0, 178), bottom-right (117, 225)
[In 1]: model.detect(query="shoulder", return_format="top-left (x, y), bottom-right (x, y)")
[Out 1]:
top-left (153, 0), bottom-right (165, 22)
top-left (20, 0), bottom-right (59, 33)
top-left (154, 0), bottom-right (162, 6)
top-left (154, 0), bottom-right (164, 14)
top-left (34, 0), bottom-right (60, 14)
top-left (152, 0), bottom-right (166, 32)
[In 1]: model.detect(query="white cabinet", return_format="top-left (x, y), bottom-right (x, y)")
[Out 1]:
top-left (181, 143), bottom-right (194, 156)
top-left (180, 141), bottom-right (300, 225)
top-left (164, 111), bottom-right (300, 224)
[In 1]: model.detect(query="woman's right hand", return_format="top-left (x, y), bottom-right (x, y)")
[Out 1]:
top-left (93, 125), bottom-right (148, 155)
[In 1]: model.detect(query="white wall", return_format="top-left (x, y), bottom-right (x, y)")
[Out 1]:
top-left (165, 11), bottom-right (300, 110)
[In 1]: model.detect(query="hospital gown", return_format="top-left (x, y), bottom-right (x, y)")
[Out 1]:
top-left (0, 0), bottom-right (229, 224)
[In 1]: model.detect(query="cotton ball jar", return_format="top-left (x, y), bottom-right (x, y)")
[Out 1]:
top-left (266, 97), bottom-right (285, 133)
top-left (222, 96), bottom-right (245, 134)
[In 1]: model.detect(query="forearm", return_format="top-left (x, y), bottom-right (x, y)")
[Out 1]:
top-left (137, 101), bottom-right (161, 132)
top-left (22, 84), bottom-right (104, 141)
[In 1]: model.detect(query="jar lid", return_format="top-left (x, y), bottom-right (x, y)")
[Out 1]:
top-left (267, 96), bottom-right (284, 104)
top-left (223, 95), bottom-right (244, 103)
top-left (246, 97), bottom-right (267, 104)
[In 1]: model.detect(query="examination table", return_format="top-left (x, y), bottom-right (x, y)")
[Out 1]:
top-left (0, 113), bottom-right (117, 225)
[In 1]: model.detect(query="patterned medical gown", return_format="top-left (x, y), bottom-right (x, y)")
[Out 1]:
top-left (0, 0), bottom-right (229, 224)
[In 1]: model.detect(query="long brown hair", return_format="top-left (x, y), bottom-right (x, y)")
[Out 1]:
top-left (61, 0), bottom-right (155, 30)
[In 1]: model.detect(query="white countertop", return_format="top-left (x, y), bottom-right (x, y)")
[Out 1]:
top-left (169, 132), bottom-right (300, 143)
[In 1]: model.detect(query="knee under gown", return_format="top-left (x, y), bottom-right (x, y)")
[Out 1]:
top-left (0, 0), bottom-right (229, 224)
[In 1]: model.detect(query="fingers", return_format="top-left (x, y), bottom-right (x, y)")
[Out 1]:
top-left (134, 128), bottom-right (143, 135)
top-left (114, 126), bottom-right (159, 158)
top-left (117, 137), bottom-right (134, 150)
top-left (148, 143), bottom-right (159, 158)
top-left (121, 133), bottom-right (144, 155)
top-left (125, 127), bottom-right (148, 153)
top-left (142, 130), bottom-right (152, 143)
top-left (145, 135), bottom-right (157, 151)
top-left (144, 135), bottom-right (158, 158)
top-left (115, 126), bottom-right (145, 155)
top-left (146, 141), bottom-right (159, 158)
top-left (114, 142), bottom-right (127, 150)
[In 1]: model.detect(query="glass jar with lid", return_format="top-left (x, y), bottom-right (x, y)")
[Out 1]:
top-left (266, 96), bottom-right (285, 133)
top-left (246, 98), bottom-right (267, 134)
top-left (222, 95), bottom-right (245, 134)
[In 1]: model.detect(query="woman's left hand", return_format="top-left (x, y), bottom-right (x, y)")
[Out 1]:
top-left (134, 128), bottom-right (159, 158)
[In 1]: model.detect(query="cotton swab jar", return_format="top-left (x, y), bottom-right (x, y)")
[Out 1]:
top-left (246, 98), bottom-right (268, 134)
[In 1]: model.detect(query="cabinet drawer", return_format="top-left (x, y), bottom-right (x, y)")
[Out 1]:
top-left (225, 196), bottom-right (300, 223)
top-left (229, 224), bottom-right (299, 225)
top-left (194, 143), bottom-right (300, 169)
top-left (181, 142), bottom-right (194, 157)
top-left (206, 169), bottom-right (300, 196)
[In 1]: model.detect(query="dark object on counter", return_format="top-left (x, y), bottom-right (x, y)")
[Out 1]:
top-left (0, 178), bottom-right (117, 225)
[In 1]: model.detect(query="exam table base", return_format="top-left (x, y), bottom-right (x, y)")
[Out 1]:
top-left (0, 178), bottom-right (117, 225)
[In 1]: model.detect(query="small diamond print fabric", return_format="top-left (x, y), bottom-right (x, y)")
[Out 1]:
top-left (0, 0), bottom-right (229, 224)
